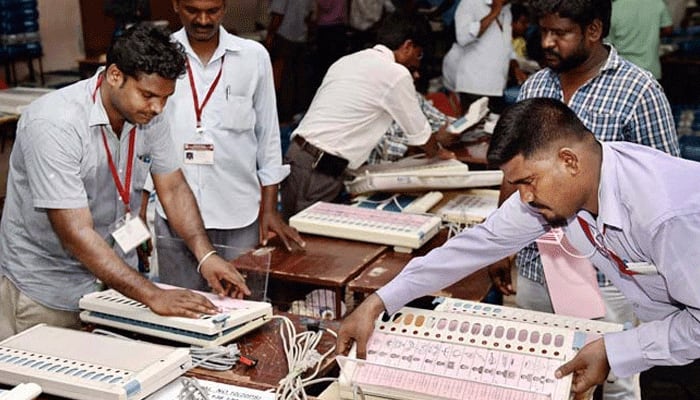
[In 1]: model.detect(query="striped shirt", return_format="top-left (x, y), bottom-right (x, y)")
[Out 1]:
top-left (516, 45), bottom-right (679, 285)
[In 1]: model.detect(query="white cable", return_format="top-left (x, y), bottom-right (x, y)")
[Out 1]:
top-left (189, 343), bottom-right (240, 371)
top-left (90, 328), bottom-right (134, 341)
top-left (267, 315), bottom-right (337, 400)
top-left (556, 237), bottom-right (597, 259)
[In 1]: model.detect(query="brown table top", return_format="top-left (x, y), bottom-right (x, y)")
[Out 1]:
top-left (188, 312), bottom-right (340, 391)
top-left (347, 229), bottom-right (492, 302)
top-left (235, 234), bottom-right (387, 288)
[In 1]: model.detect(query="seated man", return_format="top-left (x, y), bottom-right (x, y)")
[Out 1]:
top-left (281, 12), bottom-right (453, 219)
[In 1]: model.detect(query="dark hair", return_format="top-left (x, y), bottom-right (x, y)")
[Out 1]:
top-left (376, 11), bottom-right (431, 50)
top-left (487, 98), bottom-right (593, 166)
top-left (511, 3), bottom-right (529, 22)
top-left (106, 23), bottom-right (186, 81)
top-left (529, 0), bottom-right (611, 37)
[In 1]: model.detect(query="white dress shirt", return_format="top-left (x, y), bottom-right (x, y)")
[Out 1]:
top-left (442, 0), bottom-right (513, 96)
top-left (293, 45), bottom-right (431, 169)
top-left (155, 27), bottom-right (289, 229)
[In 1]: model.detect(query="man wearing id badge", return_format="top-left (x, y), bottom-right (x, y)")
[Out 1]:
top-left (144, 0), bottom-right (305, 292)
top-left (0, 24), bottom-right (250, 341)
top-left (338, 99), bottom-right (700, 399)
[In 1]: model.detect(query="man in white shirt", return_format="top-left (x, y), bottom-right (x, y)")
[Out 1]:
top-left (152, 0), bottom-right (304, 292)
top-left (442, 0), bottom-right (527, 113)
top-left (280, 12), bottom-right (452, 219)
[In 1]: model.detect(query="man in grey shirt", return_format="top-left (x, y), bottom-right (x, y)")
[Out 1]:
top-left (0, 24), bottom-right (250, 340)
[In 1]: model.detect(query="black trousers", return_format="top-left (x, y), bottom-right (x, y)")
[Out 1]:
top-left (641, 359), bottom-right (700, 400)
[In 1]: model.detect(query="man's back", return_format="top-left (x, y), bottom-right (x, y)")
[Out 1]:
top-left (293, 45), bottom-right (428, 169)
top-left (607, 0), bottom-right (672, 79)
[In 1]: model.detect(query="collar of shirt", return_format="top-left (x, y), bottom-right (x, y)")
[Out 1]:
top-left (87, 68), bottom-right (110, 129)
top-left (372, 44), bottom-right (396, 62)
top-left (86, 67), bottom-right (133, 138)
top-left (599, 44), bottom-right (622, 74)
top-left (174, 26), bottom-right (242, 67)
top-left (594, 142), bottom-right (626, 231)
top-left (541, 44), bottom-right (621, 87)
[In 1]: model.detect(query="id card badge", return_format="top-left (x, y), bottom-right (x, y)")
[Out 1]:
top-left (111, 213), bottom-right (151, 253)
top-left (626, 262), bottom-right (659, 275)
top-left (184, 143), bottom-right (214, 165)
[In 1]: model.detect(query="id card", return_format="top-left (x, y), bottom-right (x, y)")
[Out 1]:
top-left (111, 213), bottom-right (151, 253)
top-left (184, 143), bottom-right (214, 165)
top-left (626, 262), bottom-right (659, 275)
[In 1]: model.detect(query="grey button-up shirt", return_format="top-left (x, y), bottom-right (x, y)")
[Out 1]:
top-left (0, 71), bottom-right (179, 311)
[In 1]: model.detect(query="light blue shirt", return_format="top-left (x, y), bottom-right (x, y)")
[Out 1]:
top-left (0, 71), bottom-right (180, 311)
top-left (155, 28), bottom-right (289, 229)
top-left (378, 141), bottom-right (700, 377)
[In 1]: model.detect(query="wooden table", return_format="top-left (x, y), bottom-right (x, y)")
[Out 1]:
top-left (188, 312), bottom-right (340, 392)
top-left (346, 229), bottom-right (492, 306)
top-left (234, 235), bottom-right (386, 318)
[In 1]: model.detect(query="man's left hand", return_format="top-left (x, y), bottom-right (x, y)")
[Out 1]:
top-left (260, 210), bottom-right (306, 251)
top-left (199, 255), bottom-right (251, 298)
top-left (556, 338), bottom-right (610, 400)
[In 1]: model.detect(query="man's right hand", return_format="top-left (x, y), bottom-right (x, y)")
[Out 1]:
top-left (487, 257), bottom-right (516, 295)
top-left (147, 288), bottom-right (220, 319)
top-left (337, 294), bottom-right (387, 359)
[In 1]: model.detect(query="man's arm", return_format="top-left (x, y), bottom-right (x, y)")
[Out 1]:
top-left (259, 184), bottom-right (305, 250)
top-left (252, 43), bottom-right (304, 251)
top-left (454, 0), bottom-right (503, 45)
top-left (337, 293), bottom-right (386, 358)
top-left (265, 12), bottom-right (284, 49)
top-left (47, 207), bottom-right (219, 317)
top-left (487, 180), bottom-right (519, 295)
top-left (153, 168), bottom-right (250, 297)
top-left (339, 195), bottom-right (546, 355)
top-left (477, 0), bottom-right (504, 37)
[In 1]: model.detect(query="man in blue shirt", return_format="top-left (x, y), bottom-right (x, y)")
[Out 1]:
top-left (338, 98), bottom-right (700, 399)
top-left (0, 24), bottom-right (250, 340)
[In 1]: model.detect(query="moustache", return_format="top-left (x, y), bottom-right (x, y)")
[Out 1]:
top-left (544, 50), bottom-right (561, 59)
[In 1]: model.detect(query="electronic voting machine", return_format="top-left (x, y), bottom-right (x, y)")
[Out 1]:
top-left (79, 283), bottom-right (272, 347)
top-left (345, 157), bottom-right (503, 195)
top-left (337, 301), bottom-right (622, 400)
top-left (0, 324), bottom-right (191, 400)
top-left (289, 201), bottom-right (442, 252)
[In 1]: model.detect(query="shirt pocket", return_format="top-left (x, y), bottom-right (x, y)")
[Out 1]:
top-left (219, 95), bottom-right (256, 133)
top-left (131, 155), bottom-right (152, 191)
top-left (579, 110), bottom-right (626, 141)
